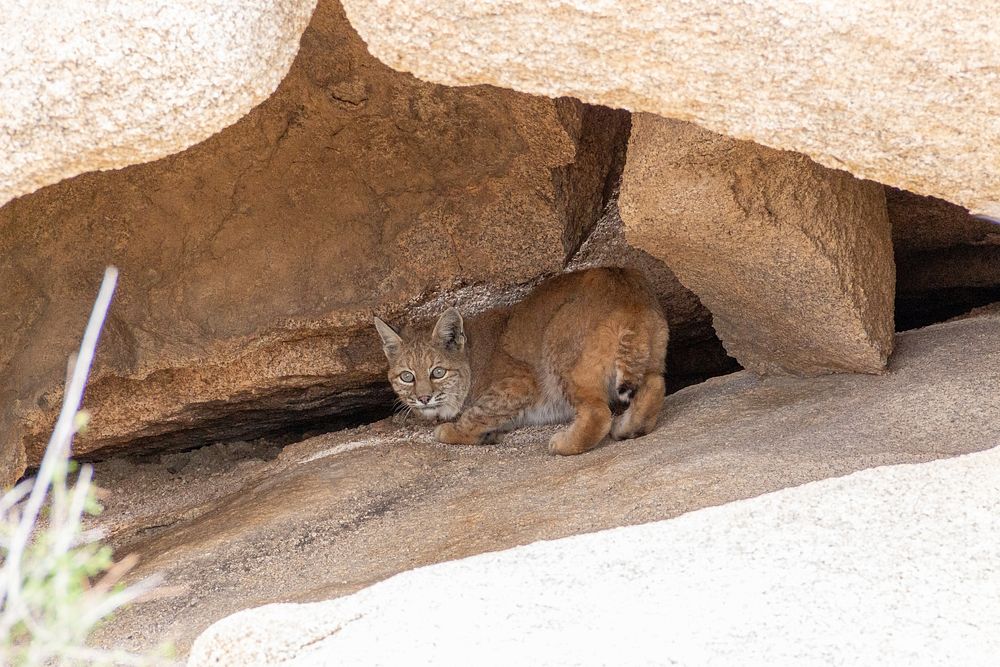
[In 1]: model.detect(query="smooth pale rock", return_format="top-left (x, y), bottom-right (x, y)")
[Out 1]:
top-left (620, 115), bottom-right (894, 376)
top-left (0, 0), bottom-right (317, 207)
top-left (88, 311), bottom-right (1000, 655)
top-left (340, 0), bottom-right (1000, 218)
top-left (187, 445), bottom-right (1000, 666)
top-left (0, 0), bottom-right (629, 484)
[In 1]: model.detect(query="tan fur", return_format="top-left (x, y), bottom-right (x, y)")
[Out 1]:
top-left (374, 267), bottom-right (669, 455)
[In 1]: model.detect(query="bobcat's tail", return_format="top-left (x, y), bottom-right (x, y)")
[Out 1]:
top-left (610, 327), bottom-right (648, 414)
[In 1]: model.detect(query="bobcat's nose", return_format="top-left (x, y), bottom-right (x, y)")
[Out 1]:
top-left (417, 395), bottom-right (432, 405)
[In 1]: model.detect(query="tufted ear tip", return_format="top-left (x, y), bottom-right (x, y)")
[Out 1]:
top-left (432, 308), bottom-right (465, 351)
top-left (373, 316), bottom-right (403, 358)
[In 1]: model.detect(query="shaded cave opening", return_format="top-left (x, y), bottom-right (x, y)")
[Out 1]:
top-left (889, 187), bottom-right (1000, 331)
top-left (895, 284), bottom-right (1000, 332)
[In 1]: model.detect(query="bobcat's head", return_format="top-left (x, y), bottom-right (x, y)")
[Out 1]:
top-left (373, 308), bottom-right (470, 421)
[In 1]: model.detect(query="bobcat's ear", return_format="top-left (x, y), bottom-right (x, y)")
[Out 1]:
top-left (374, 317), bottom-right (404, 359)
top-left (432, 307), bottom-right (465, 352)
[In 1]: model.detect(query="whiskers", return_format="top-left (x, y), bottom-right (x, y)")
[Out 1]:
top-left (386, 374), bottom-right (469, 425)
top-left (391, 396), bottom-right (413, 424)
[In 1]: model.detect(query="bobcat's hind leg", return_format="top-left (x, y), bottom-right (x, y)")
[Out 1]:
top-left (548, 389), bottom-right (612, 456)
top-left (549, 358), bottom-right (614, 456)
top-left (435, 356), bottom-right (537, 446)
top-left (611, 372), bottom-right (664, 440)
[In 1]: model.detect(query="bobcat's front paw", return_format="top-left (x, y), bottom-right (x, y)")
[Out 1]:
top-left (548, 430), bottom-right (584, 456)
top-left (434, 422), bottom-right (480, 445)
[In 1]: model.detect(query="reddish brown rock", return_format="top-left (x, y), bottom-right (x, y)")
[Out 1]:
top-left (620, 114), bottom-right (894, 376)
top-left (0, 0), bottom-right (629, 484)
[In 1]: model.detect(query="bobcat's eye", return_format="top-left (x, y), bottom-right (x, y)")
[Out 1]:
top-left (399, 371), bottom-right (415, 383)
top-left (430, 367), bottom-right (446, 379)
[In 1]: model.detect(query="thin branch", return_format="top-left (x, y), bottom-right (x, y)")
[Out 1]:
top-left (2, 266), bottom-right (117, 610)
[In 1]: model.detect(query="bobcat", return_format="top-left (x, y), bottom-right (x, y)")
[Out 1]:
top-left (373, 267), bottom-right (669, 455)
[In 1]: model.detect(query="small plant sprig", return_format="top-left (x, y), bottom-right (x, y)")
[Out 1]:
top-left (0, 268), bottom-right (172, 666)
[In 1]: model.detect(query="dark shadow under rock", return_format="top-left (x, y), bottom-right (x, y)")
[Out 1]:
top-left (889, 187), bottom-right (1000, 330)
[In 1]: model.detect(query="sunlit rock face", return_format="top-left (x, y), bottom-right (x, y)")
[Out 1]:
top-left (0, 0), bottom-right (318, 206)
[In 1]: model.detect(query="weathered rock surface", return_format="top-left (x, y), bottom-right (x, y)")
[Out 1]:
top-left (0, 0), bottom-right (629, 484)
top-left (188, 447), bottom-right (1000, 666)
top-left (340, 0), bottom-right (1000, 218)
top-left (888, 188), bottom-right (1000, 330)
top-left (620, 114), bottom-right (894, 376)
top-left (0, 0), bottom-right (317, 207)
top-left (89, 311), bottom-right (1000, 655)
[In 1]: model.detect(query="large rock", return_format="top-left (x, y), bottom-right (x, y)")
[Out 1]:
top-left (0, 0), bottom-right (629, 484)
top-left (340, 0), bottom-right (1000, 218)
top-left (620, 115), bottom-right (894, 376)
top-left (87, 310), bottom-right (1000, 655)
top-left (188, 446), bottom-right (1000, 666)
top-left (0, 0), bottom-right (317, 206)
